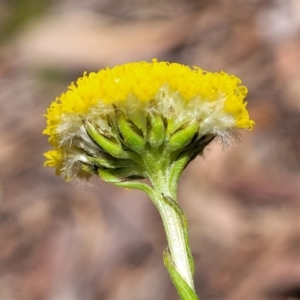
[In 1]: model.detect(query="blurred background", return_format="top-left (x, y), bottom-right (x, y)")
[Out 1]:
top-left (1, 0), bottom-right (300, 299)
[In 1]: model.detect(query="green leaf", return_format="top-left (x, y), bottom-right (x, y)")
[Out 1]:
top-left (163, 249), bottom-right (199, 300)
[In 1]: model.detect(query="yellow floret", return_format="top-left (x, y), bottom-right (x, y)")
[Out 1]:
top-left (44, 149), bottom-right (64, 175)
top-left (43, 59), bottom-right (254, 171)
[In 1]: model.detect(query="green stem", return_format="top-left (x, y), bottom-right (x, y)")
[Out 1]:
top-left (149, 172), bottom-right (195, 291)
top-left (98, 147), bottom-right (199, 299)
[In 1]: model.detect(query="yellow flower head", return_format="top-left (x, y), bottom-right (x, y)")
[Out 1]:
top-left (43, 59), bottom-right (254, 180)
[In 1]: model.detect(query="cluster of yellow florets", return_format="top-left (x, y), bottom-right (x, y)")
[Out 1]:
top-left (43, 59), bottom-right (254, 175)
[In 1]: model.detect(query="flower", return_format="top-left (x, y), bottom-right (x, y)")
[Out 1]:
top-left (43, 59), bottom-right (254, 180)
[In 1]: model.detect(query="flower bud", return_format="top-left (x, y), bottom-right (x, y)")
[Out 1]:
top-left (148, 113), bottom-right (165, 148)
top-left (117, 112), bottom-right (146, 153)
top-left (84, 120), bottom-right (130, 159)
top-left (168, 123), bottom-right (199, 152)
